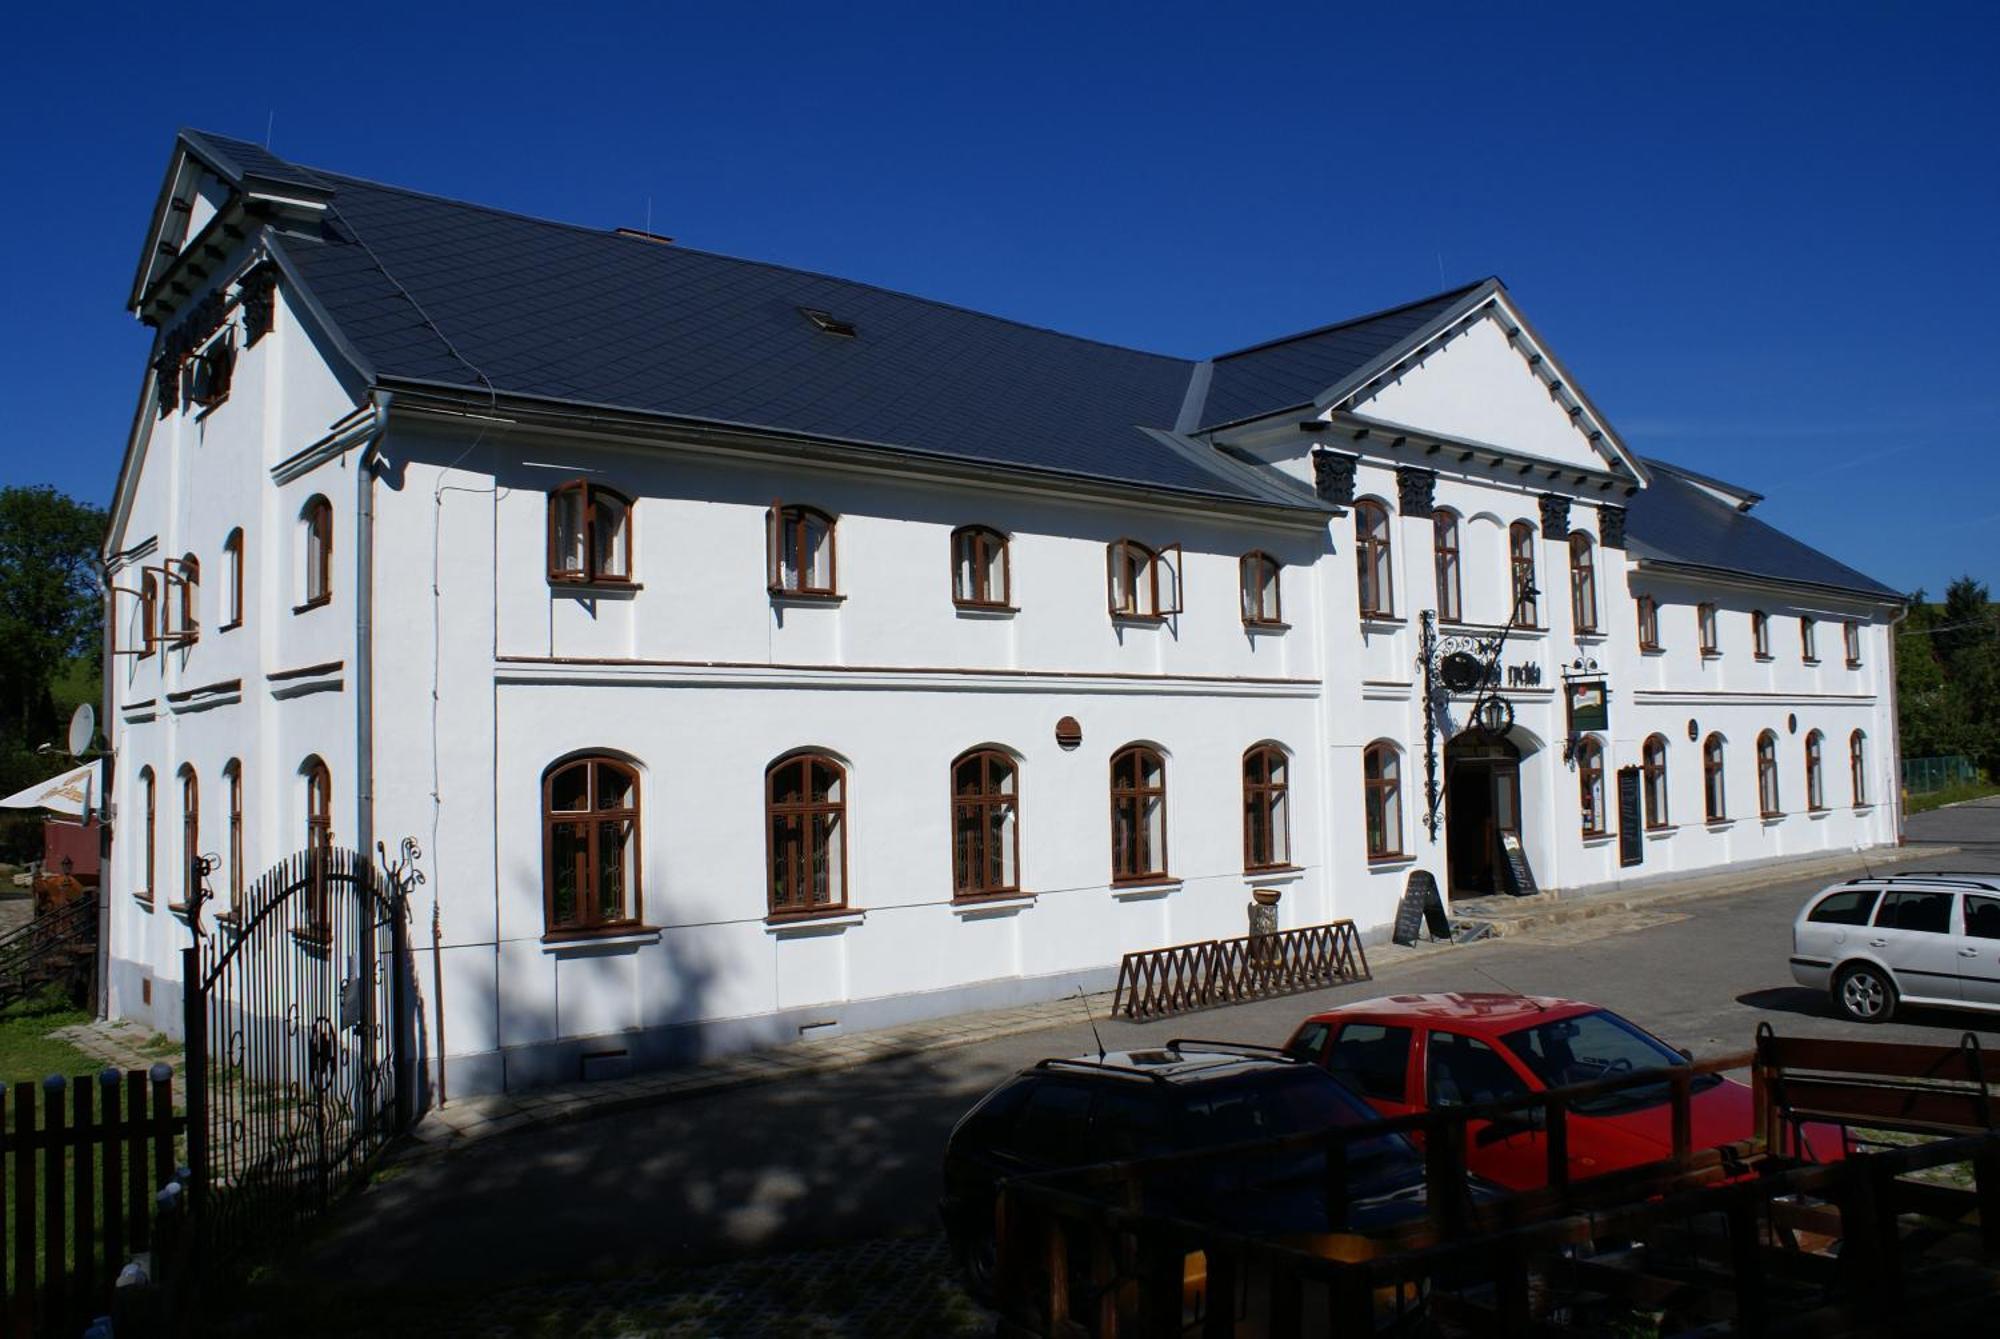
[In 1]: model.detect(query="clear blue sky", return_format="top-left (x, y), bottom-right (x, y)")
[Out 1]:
top-left (3, 3), bottom-right (1994, 596)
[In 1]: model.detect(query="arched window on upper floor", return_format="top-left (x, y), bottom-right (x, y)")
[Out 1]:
top-left (1509, 521), bottom-right (1539, 626)
top-left (1568, 532), bottom-right (1598, 633)
top-left (221, 529), bottom-right (244, 631)
top-left (548, 480), bottom-right (633, 585)
top-left (768, 505), bottom-right (838, 597)
top-left (951, 526), bottom-right (1011, 609)
top-left (1433, 511), bottom-right (1462, 624)
top-left (300, 496), bottom-right (332, 610)
top-left (1240, 551), bottom-right (1283, 627)
top-left (1355, 500), bottom-right (1393, 618)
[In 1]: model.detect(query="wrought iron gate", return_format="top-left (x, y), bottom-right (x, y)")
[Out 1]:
top-left (180, 840), bottom-right (418, 1278)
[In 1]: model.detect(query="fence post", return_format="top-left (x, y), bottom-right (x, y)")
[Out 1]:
top-left (74, 1074), bottom-right (97, 1322)
top-left (11, 1081), bottom-right (31, 1336)
top-left (99, 1070), bottom-right (123, 1305)
top-left (42, 1076), bottom-right (66, 1332)
top-left (182, 946), bottom-right (206, 1233)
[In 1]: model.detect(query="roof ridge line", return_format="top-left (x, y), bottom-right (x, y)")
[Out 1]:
top-left (1209, 279), bottom-right (1495, 362)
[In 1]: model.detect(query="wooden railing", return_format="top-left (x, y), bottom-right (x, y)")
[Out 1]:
top-left (0, 1065), bottom-right (183, 1338)
top-left (1110, 921), bottom-right (1369, 1021)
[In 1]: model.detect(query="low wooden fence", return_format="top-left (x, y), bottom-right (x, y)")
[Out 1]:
top-left (1110, 921), bottom-right (1369, 1022)
top-left (0, 1065), bottom-right (182, 1338)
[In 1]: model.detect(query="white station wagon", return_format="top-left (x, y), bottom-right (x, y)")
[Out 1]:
top-left (1790, 873), bottom-right (2000, 1023)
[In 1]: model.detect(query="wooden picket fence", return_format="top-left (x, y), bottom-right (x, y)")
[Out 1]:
top-left (0, 1065), bottom-right (182, 1338)
top-left (1110, 920), bottom-right (1371, 1021)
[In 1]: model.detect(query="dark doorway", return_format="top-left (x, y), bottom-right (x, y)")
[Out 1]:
top-left (1445, 733), bottom-right (1521, 898)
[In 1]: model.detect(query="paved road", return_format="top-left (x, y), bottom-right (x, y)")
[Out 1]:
top-left (301, 798), bottom-right (2000, 1292)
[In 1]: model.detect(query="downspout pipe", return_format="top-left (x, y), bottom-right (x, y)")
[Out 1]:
top-left (1886, 601), bottom-right (1910, 846)
top-left (354, 389), bottom-right (394, 863)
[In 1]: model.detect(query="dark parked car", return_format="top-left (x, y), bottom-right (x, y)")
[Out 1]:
top-left (939, 1040), bottom-right (1451, 1308)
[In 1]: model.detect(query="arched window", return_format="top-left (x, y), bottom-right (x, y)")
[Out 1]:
top-left (1363, 742), bottom-right (1403, 860)
top-left (768, 504), bottom-right (838, 597)
top-left (1354, 501), bottom-right (1393, 618)
top-left (1850, 730), bottom-right (1868, 806)
top-left (1642, 735), bottom-right (1670, 828)
top-left (951, 749), bottom-right (1019, 898)
top-left (767, 753), bottom-right (847, 914)
top-left (1432, 512), bottom-right (1462, 623)
top-left (1109, 745), bottom-right (1168, 882)
top-left (224, 759), bottom-right (243, 912)
top-left (1805, 730), bottom-right (1826, 811)
top-left (1703, 734), bottom-right (1727, 822)
top-left (1576, 737), bottom-right (1606, 836)
top-left (1568, 533), bottom-right (1598, 633)
top-left (1757, 731), bottom-right (1782, 817)
top-left (1243, 744), bottom-right (1291, 871)
top-left (138, 571), bottom-right (159, 659)
top-left (222, 529), bottom-right (244, 630)
top-left (1752, 610), bottom-right (1771, 659)
top-left (300, 496), bottom-right (333, 609)
top-left (177, 765), bottom-right (199, 909)
top-left (543, 755), bottom-right (642, 933)
top-left (1509, 522), bottom-right (1539, 625)
top-left (1107, 539), bottom-right (1182, 618)
top-left (1698, 603), bottom-right (1719, 655)
top-left (1635, 594), bottom-right (1660, 651)
top-left (951, 526), bottom-right (1011, 608)
top-left (1239, 551), bottom-right (1283, 626)
top-left (303, 756), bottom-right (333, 854)
top-left (1800, 615), bottom-right (1818, 663)
top-left (547, 480), bottom-right (633, 584)
top-left (136, 766), bottom-right (156, 901)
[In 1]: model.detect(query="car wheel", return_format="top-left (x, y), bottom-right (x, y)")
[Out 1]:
top-left (1834, 963), bottom-right (1895, 1023)
top-left (951, 1222), bottom-right (999, 1305)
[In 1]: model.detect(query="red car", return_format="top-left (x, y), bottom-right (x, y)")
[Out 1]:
top-left (1282, 993), bottom-right (1842, 1191)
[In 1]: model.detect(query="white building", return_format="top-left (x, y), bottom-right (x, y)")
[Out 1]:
top-left (102, 131), bottom-right (1905, 1095)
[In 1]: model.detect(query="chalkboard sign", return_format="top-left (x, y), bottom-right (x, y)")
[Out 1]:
top-left (1617, 767), bottom-right (1644, 868)
top-left (1392, 870), bottom-right (1452, 946)
top-left (1499, 832), bottom-right (1538, 897)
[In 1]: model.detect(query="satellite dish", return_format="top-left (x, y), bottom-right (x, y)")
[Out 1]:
top-left (67, 703), bottom-right (95, 757)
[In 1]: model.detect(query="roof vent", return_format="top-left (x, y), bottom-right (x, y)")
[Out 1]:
top-left (614, 227), bottom-right (675, 245)
top-left (799, 307), bottom-right (857, 337)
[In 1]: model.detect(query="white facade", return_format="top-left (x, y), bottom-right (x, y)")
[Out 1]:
top-left (102, 145), bottom-right (1903, 1096)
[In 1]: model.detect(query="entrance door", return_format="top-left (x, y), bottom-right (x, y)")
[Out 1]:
top-left (1445, 735), bottom-right (1522, 898)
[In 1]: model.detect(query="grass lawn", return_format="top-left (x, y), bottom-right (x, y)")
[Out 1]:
top-left (1906, 779), bottom-right (2000, 813)
top-left (0, 988), bottom-right (99, 1090)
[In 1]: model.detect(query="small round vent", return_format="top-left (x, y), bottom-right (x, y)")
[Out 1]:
top-left (1055, 716), bottom-right (1082, 751)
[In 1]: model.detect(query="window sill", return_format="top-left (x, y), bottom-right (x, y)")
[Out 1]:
top-left (1366, 853), bottom-right (1416, 869)
top-left (166, 900), bottom-right (192, 920)
top-left (1760, 813), bottom-right (1786, 826)
top-left (1575, 631), bottom-right (1605, 642)
top-left (769, 589), bottom-right (845, 606)
top-left (765, 908), bottom-right (865, 935)
top-left (951, 892), bottom-right (1036, 916)
top-left (1242, 620), bottom-right (1290, 634)
top-left (1639, 645), bottom-right (1663, 656)
top-left (292, 596), bottom-right (331, 615)
top-left (133, 892), bottom-right (155, 911)
top-left (1359, 615), bottom-right (1405, 631)
top-left (1854, 803), bottom-right (1875, 814)
top-left (1705, 819), bottom-right (1735, 830)
top-left (1110, 877), bottom-right (1180, 900)
top-left (1110, 612), bottom-right (1170, 626)
top-left (1807, 807), bottom-right (1830, 819)
top-left (542, 925), bottom-right (661, 953)
top-left (953, 603), bottom-right (1018, 618)
top-left (551, 579), bottom-right (642, 598)
top-left (1245, 865), bottom-right (1306, 883)
top-left (1845, 661), bottom-right (1863, 671)
top-left (1803, 658), bottom-right (1821, 666)
top-left (1645, 824), bottom-right (1677, 838)
top-left (1581, 832), bottom-right (1613, 846)
top-left (1699, 651), bottom-right (1722, 660)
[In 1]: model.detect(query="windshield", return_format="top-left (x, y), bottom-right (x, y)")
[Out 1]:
top-left (1501, 1009), bottom-right (1718, 1115)
top-left (1173, 1069), bottom-right (1425, 1214)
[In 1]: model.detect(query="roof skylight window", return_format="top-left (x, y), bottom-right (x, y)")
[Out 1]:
top-left (799, 307), bottom-right (857, 337)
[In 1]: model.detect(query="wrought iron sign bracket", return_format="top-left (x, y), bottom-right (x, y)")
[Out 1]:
top-left (1419, 584), bottom-right (1536, 841)
top-left (1559, 653), bottom-right (1606, 765)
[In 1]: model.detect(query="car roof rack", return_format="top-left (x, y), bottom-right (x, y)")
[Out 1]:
top-left (1032, 1057), bottom-right (1169, 1083)
top-left (1164, 1039), bottom-right (1298, 1061)
top-left (1853, 873), bottom-right (2000, 891)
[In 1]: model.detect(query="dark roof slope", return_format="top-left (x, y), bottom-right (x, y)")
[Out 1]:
top-left (1627, 461), bottom-right (1900, 600)
top-left (187, 133), bottom-right (1315, 510)
top-left (1195, 283), bottom-right (1488, 431)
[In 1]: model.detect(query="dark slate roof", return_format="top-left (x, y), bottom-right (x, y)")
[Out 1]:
top-left (1626, 461), bottom-right (1900, 600)
top-left (182, 129), bottom-right (333, 195)
top-left (1638, 455), bottom-right (1763, 508)
top-left (1194, 282), bottom-right (1490, 431)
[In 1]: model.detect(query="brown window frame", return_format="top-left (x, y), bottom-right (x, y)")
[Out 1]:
top-left (1576, 736), bottom-right (1607, 836)
top-left (1242, 743), bottom-right (1292, 872)
top-left (1850, 730), bottom-right (1868, 806)
top-left (160, 554), bottom-right (201, 645)
top-left (1509, 522), bottom-right (1539, 626)
top-left (1636, 595), bottom-right (1660, 651)
top-left (1106, 539), bottom-right (1183, 619)
top-left (1752, 610), bottom-right (1771, 660)
top-left (1800, 615), bottom-right (1817, 664)
top-left (1354, 501), bottom-right (1394, 619)
top-left (138, 572), bottom-right (160, 659)
top-left (951, 749), bottom-right (1021, 899)
top-left (542, 755), bottom-right (644, 936)
top-left (1805, 730), bottom-right (1826, 811)
top-left (547, 480), bottom-right (635, 586)
top-left (300, 496), bottom-right (333, 611)
top-left (1757, 731), bottom-right (1782, 818)
top-left (137, 766), bottom-right (156, 902)
top-left (1363, 741), bottom-right (1404, 861)
top-left (1568, 533), bottom-right (1598, 633)
top-left (1698, 603), bottom-right (1719, 656)
top-left (1844, 620), bottom-right (1862, 668)
top-left (1109, 745), bottom-right (1169, 883)
top-left (303, 755), bottom-right (333, 929)
top-left (950, 526), bottom-right (1012, 609)
top-left (1703, 734), bottom-right (1727, 822)
top-left (224, 760), bottom-right (243, 913)
top-left (1432, 512), bottom-right (1462, 624)
top-left (1239, 550), bottom-right (1284, 627)
top-left (766, 752), bottom-right (850, 916)
top-left (766, 502), bottom-right (840, 598)
top-left (1642, 734), bottom-right (1670, 828)
top-left (221, 529), bottom-right (244, 630)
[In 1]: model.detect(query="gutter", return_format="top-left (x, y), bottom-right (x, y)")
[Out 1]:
top-left (353, 390), bottom-right (394, 862)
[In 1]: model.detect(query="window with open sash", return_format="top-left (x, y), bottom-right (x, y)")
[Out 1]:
top-left (1568, 533), bottom-right (1598, 633)
top-left (137, 767), bottom-right (155, 902)
top-left (1109, 745), bottom-right (1168, 882)
top-left (1800, 615), bottom-right (1818, 663)
top-left (301, 496), bottom-right (332, 609)
top-left (767, 504), bottom-right (838, 597)
top-left (1354, 501), bottom-right (1393, 618)
top-left (547, 481), bottom-right (633, 585)
top-left (1432, 513), bottom-right (1462, 623)
top-left (1243, 744), bottom-right (1291, 871)
top-left (1239, 551), bottom-right (1283, 626)
top-left (137, 572), bottom-right (159, 659)
top-left (768, 753), bottom-right (847, 915)
top-left (1698, 603), bottom-right (1719, 655)
top-left (177, 766), bottom-right (199, 909)
top-left (1107, 539), bottom-right (1182, 619)
top-left (162, 554), bottom-right (199, 645)
top-left (951, 749), bottom-right (1019, 898)
top-left (1752, 610), bottom-right (1771, 659)
top-left (1636, 595), bottom-right (1660, 651)
top-left (1576, 736), bottom-right (1606, 835)
top-left (1703, 734), bottom-right (1727, 821)
top-left (1363, 742), bottom-right (1403, 859)
top-left (1642, 734), bottom-right (1669, 828)
top-left (951, 526), bottom-right (1011, 608)
top-left (543, 756), bottom-right (642, 934)
top-left (1850, 731), bottom-right (1868, 806)
top-left (1757, 731), bottom-right (1782, 817)
top-left (1509, 522), bottom-right (1539, 625)
top-left (1805, 730), bottom-right (1826, 811)
top-left (1844, 620), bottom-right (1862, 668)
top-left (222, 529), bottom-right (244, 630)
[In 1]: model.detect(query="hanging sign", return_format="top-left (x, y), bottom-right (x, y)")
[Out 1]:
top-left (1566, 679), bottom-right (1609, 733)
